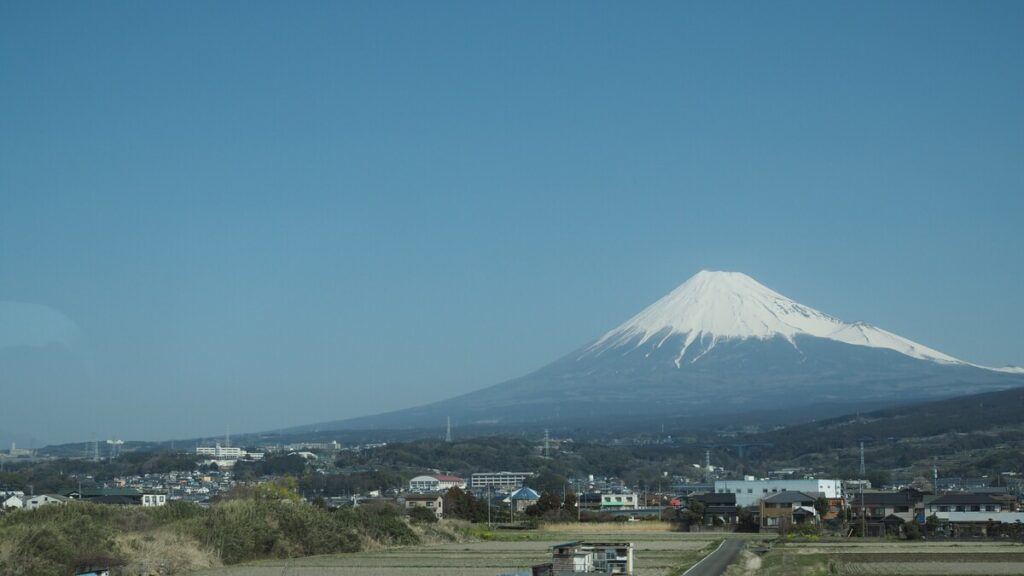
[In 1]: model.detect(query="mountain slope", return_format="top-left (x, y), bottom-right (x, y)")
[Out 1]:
top-left (310, 271), bottom-right (1023, 431)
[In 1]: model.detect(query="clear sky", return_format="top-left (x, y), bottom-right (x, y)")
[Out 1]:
top-left (2, 1), bottom-right (1022, 446)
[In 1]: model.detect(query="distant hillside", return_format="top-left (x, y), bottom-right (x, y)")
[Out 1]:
top-left (754, 385), bottom-right (1024, 449)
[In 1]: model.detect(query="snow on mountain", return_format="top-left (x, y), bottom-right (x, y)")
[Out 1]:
top-left (586, 270), bottom-right (962, 367)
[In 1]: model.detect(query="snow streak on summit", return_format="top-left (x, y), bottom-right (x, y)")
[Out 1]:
top-left (586, 271), bottom-right (959, 367)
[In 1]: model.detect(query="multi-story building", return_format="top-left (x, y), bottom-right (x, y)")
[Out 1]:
top-left (408, 474), bottom-right (466, 492)
top-left (471, 471), bottom-right (534, 490)
top-left (600, 492), bottom-right (639, 510)
top-left (196, 445), bottom-right (245, 459)
top-left (404, 493), bottom-right (444, 519)
top-left (714, 478), bottom-right (843, 508)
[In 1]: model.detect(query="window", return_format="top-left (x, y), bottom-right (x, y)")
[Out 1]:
top-left (748, 489), bottom-right (753, 493)
top-left (970, 505), bottom-right (981, 512)
top-left (938, 506), bottom-right (949, 512)
top-left (986, 505), bottom-right (996, 512)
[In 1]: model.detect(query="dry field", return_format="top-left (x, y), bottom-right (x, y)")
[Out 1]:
top-left (748, 540), bottom-right (1024, 576)
top-left (189, 524), bottom-right (732, 576)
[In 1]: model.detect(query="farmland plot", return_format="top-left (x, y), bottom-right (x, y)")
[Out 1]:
top-left (190, 527), bottom-right (725, 575)
top-left (753, 540), bottom-right (1024, 576)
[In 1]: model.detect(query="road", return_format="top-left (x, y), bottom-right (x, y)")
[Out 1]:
top-left (682, 538), bottom-right (745, 576)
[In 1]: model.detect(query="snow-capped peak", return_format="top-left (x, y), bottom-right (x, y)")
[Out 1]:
top-left (587, 270), bottom-right (962, 366)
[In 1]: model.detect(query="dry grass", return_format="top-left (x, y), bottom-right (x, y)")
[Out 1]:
top-left (117, 530), bottom-right (220, 575)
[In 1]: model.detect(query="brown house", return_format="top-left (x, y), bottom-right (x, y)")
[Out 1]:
top-left (760, 491), bottom-right (818, 528)
top-left (404, 493), bottom-right (444, 519)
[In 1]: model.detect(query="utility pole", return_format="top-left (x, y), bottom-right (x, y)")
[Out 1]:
top-left (445, 417), bottom-right (452, 443)
top-left (859, 442), bottom-right (865, 476)
top-left (860, 482), bottom-right (866, 538)
top-left (544, 429), bottom-right (550, 458)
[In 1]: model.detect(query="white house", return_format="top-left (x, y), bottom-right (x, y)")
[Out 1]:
top-left (600, 492), bottom-right (640, 510)
top-left (2, 494), bottom-right (24, 509)
top-left (408, 474), bottom-right (466, 492)
top-left (714, 479), bottom-right (843, 507)
top-left (23, 494), bottom-right (69, 510)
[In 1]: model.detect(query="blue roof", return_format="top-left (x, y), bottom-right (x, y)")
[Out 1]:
top-left (510, 487), bottom-right (540, 501)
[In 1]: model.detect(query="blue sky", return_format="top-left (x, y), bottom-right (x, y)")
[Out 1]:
top-left (2, 1), bottom-right (1022, 445)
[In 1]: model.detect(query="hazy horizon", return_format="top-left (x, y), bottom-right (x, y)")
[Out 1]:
top-left (2, 1), bottom-right (1023, 446)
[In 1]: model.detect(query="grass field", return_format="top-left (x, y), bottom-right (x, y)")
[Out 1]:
top-left (740, 539), bottom-right (1024, 576)
top-left (190, 523), bottom-right (734, 576)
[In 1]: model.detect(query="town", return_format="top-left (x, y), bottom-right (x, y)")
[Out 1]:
top-left (5, 431), bottom-right (1024, 541)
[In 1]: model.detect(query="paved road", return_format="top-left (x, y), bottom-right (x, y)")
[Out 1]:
top-left (682, 539), bottom-right (745, 576)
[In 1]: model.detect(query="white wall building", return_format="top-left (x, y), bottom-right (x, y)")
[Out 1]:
top-left (23, 494), bottom-right (69, 510)
top-left (600, 492), bottom-right (640, 510)
top-left (714, 479), bottom-right (844, 507)
top-left (409, 474), bottom-right (466, 492)
top-left (2, 495), bottom-right (24, 509)
top-left (470, 471), bottom-right (534, 490)
top-left (196, 445), bottom-right (245, 459)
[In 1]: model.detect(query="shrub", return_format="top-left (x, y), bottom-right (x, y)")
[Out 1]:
top-left (408, 506), bottom-right (439, 524)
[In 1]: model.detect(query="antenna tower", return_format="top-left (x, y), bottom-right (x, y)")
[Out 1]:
top-left (445, 417), bottom-right (452, 443)
top-left (544, 429), bottom-right (550, 458)
top-left (859, 442), bottom-right (865, 476)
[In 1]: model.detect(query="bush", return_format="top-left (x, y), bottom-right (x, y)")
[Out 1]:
top-left (0, 496), bottom-right (419, 571)
top-left (408, 506), bottom-right (439, 524)
top-left (0, 504), bottom-right (122, 576)
top-left (904, 521), bottom-right (922, 540)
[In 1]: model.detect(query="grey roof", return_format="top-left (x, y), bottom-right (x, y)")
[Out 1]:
top-left (694, 492), bottom-right (736, 506)
top-left (855, 492), bottom-right (920, 506)
top-left (763, 491), bottom-right (816, 504)
top-left (928, 493), bottom-right (1002, 506)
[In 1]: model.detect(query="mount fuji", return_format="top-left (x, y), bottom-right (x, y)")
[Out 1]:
top-left (319, 271), bottom-right (1024, 431)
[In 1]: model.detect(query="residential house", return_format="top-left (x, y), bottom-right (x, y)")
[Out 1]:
top-left (509, 486), bottom-right (541, 513)
top-left (404, 493), bottom-right (444, 519)
top-left (925, 493), bottom-right (1004, 515)
top-left (538, 541), bottom-right (634, 575)
top-left (760, 491), bottom-right (818, 528)
top-left (2, 494), bottom-right (24, 510)
top-left (850, 490), bottom-right (922, 528)
top-left (691, 492), bottom-right (737, 526)
top-left (23, 494), bottom-right (69, 510)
